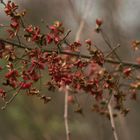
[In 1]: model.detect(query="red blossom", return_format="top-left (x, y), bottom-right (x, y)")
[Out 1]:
top-left (7, 29), bottom-right (15, 38)
top-left (85, 39), bottom-right (92, 46)
top-left (46, 34), bottom-right (53, 44)
top-left (1, 2), bottom-right (140, 118)
top-left (4, 1), bottom-right (18, 16)
top-left (20, 82), bottom-right (32, 89)
top-left (74, 41), bottom-right (81, 47)
top-left (0, 88), bottom-right (6, 98)
top-left (123, 67), bottom-right (132, 77)
top-left (5, 69), bottom-right (18, 79)
top-left (54, 36), bottom-right (60, 44)
top-left (32, 27), bottom-right (41, 41)
top-left (49, 25), bottom-right (57, 31)
top-left (31, 59), bottom-right (46, 70)
top-left (25, 25), bottom-right (34, 33)
top-left (96, 19), bottom-right (103, 26)
top-left (10, 18), bottom-right (19, 30)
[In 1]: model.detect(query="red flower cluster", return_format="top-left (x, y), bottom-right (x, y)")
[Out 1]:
top-left (5, 69), bottom-right (19, 88)
top-left (4, 1), bottom-right (18, 16)
top-left (0, 88), bottom-right (6, 99)
top-left (19, 82), bottom-right (32, 89)
top-left (0, 1), bottom-right (140, 118)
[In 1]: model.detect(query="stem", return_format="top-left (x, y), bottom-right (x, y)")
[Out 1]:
top-left (100, 30), bottom-right (122, 63)
top-left (105, 44), bottom-right (120, 58)
top-left (108, 104), bottom-right (119, 140)
top-left (1, 89), bottom-right (20, 110)
top-left (64, 86), bottom-right (70, 140)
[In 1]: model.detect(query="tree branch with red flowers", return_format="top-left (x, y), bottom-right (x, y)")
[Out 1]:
top-left (0, 1), bottom-right (140, 140)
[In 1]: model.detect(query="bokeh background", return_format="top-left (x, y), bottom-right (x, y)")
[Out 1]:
top-left (0, 0), bottom-right (140, 140)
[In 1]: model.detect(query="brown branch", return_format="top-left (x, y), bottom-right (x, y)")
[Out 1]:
top-left (0, 38), bottom-right (140, 68)
top-left (0, 38), bottom-right (32, 50)
top-left (64, 86), bottom-right (70, 140)
top-left (105, 59), bottom-right (140, 69)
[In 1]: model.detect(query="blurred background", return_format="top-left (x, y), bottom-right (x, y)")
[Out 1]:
top-left (0, 0), bottom-right (140, 140)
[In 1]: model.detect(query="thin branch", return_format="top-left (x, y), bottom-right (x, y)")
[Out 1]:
top-left (0, 38), bottom-right (32, 50)
top-left (0, 0), bottom-right (6, 6)
top-left (108, 103), bottom-right (119, 140)
top-left (105, 59), bottom-right (140, 69)
top-left (107, 89), bottom-right (119, 140)
top-left (20, 17), bottom-right (26, 29)
top-left (57, 30), bottom-right (71, 51)
top-left (100, 30), bottom-right (122, 63)
top-left (0, 38), bottom-right (140, 69)
top-left (105, 44), bottom-right (120, 58)
top-left (1, 89), bottom-right (20, 110)
top-left (64, 86), bottom-right (70, 140)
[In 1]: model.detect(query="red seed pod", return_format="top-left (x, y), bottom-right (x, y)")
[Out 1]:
top-left (96, 19), bottom-right (103, 26)
top-left (0, 88), bottom-right (6, 98)
top-left (10, 18), bottom-right (19, 29)
top-left (123, 67), bottom-right (132, 77)
top-left (20, 82), bottom-right (32, 89)
top-left (5, 70), bottom-right (18, 78)
top-left (46, 34), bottom-right (53, 44)
top-left (85, 39), bottom-right (92, 46)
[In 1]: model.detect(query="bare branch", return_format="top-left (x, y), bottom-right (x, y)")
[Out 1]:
top-left (1, 89), bottom-right (20, 110)
top-left (108, 103), bottom-right (119, 140)
top-left (64, 86), bottom-right (70, 140)
top-left (100, 30), bottom-right (122, 63)
top-left (105, 44), bottom-right (120, 58)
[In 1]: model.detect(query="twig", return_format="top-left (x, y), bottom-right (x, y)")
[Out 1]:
top-left (100, 30), bottom-right (122, 63)
top-left (20, 17), bottom-right (26, 29)
top-left (105, 44), bottom-right (120, 58)
top-left (1, 89), bottom-right (20, 110)
top-left (64, 86), bottom-right (70, 140)
top-left (107, 90), bottom-right (119, 140)
top-left (108, 103), bottom-right (119, 140)
top-left (57, 30), bottom-right (71, 52)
